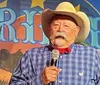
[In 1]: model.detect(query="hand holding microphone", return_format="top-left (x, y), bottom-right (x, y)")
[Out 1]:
top-left (41, 49), bottom-right (60, 85)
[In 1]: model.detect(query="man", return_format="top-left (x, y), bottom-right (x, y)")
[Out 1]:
top-left (9, 2), bottom-right (100, 85)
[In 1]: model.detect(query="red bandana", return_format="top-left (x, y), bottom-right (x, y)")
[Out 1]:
top-left (53, 46), bottom-right (71, 54)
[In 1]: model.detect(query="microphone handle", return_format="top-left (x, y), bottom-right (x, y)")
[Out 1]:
top-left (47, 59), bottom-right (57, 85)
top-left (51, 58), bottom-right (57, 66)
top-left (48, 82), bottom-right (54, 85)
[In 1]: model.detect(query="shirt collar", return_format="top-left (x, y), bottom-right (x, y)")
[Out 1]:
top-left (46, 43), bottom-right (74, 54)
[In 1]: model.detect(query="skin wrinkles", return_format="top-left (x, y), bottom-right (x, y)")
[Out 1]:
top-left (49, 15), bottom-right (80, 48)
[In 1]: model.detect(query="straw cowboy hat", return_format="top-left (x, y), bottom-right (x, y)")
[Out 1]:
top-left (41, 2), bottom-right (90, 42)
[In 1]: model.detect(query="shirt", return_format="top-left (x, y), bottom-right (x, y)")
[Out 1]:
top-left (9, 44), bottom-right (100, 85)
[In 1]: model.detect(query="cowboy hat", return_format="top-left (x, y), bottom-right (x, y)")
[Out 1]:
top-left (41, 2), bottom-right (90, 42)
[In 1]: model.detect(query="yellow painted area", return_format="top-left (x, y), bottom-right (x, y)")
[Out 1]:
top-left (0, 0), bottom-right (8, 8)
top-left (0, 69), bottom-right (12, 83)
top-left (75, 5), bottom-right (80, 11)
top-left (31, 0), bottom-right (45, 8)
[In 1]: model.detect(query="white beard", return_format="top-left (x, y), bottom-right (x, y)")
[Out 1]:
top-left (54, 38), bottom-right (67, 47)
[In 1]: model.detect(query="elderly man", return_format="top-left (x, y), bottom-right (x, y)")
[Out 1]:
top-left (9, 2), bottom-right (100, 85)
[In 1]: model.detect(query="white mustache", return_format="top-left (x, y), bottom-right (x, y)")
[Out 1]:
top-left (50, 32), bottom-right (68, 40)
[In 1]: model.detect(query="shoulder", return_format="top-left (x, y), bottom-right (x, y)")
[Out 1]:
top-left (21, 46), bottom-right (50, 59)
top-left (24, 46), bottom-right (48, 56)
top-left (19, 45), bottom-right (51, 65)
top-left (27, 46), bottom-right (48, 53)
top-left (73, 44), bottom-right (97, 53)
top-left (73, 44), bottom-right (100, 60)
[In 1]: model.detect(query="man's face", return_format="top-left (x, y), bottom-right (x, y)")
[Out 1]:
top-left (49, 15), bottom-right (80, 48)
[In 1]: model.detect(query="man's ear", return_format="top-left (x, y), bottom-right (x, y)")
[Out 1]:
top-left (76, 26), bottom-right (80, 33)
top-left (74, 26), bottom-right (80, 36)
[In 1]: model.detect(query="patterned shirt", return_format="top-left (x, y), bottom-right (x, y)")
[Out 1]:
top-left (9, 44), bottom-right (100, 85)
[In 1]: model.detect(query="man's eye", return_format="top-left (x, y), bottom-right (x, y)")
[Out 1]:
top-left (53, 24), bottom-right (59, 26)
top-left (64, 25), bottom-right (68, 27)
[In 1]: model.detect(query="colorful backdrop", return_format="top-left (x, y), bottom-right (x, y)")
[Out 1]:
top-left (0, 0), bottom-right (100, 85)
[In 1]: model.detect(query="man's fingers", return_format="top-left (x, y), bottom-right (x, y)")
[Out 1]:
top-left (44, 66), bottom-right (60, 73)
top-left (41, 66), bottom-right (60, 84)
top-left (46, 74), bottom-right (58, 81)
top-left (45, 70), bottom-right (59, 76)
top-left (45, 66), bottom-right (59, 70)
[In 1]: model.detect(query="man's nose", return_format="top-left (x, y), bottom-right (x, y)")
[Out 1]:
top-left (58, 25), bottom-right (63, 31)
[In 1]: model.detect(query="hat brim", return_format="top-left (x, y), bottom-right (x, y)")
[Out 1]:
top-left (41, 9), bottom-right (90, 43)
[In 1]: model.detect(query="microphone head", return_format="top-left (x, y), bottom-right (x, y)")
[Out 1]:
top-left (51, 49), bottom-right (59, 60)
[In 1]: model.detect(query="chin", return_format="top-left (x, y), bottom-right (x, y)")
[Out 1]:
top-left (54, 39), bottom-right (68, 47)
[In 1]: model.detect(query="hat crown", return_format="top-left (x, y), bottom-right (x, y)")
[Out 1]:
top-left (42, 2), bottom-right (90, 42)
top-left (55, 2), bottom-right (76, 12)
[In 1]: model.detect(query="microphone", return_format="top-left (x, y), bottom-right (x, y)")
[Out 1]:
top-left (48, 49), bottom-right (59, 85)
top-left (51, 49), bottom-right (59, 66)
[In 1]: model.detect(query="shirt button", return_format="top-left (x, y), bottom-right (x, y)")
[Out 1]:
top-left (60, 69), bottom-right (62, 71)
top-left (60, 56), bottom-right (62, 58)
top-left (79, 72), bottom-right (84, 77)
top-left (59, 80), bottom-right (62, 83)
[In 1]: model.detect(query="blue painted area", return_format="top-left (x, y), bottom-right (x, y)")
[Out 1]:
top-left (89, 0), bottom-right (100, 12)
